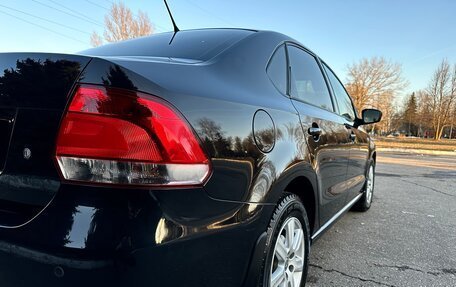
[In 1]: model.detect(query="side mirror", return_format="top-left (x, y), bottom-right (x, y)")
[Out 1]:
top-left (361, 109), bottom-right (382, 124)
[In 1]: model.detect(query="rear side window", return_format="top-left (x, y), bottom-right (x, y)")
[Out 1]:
top-left (323, 64), bottom-right (356, 121)
top-left (266, 45), bottom-right (287, 94)
top-left (287, 45), bottom-right (333, 111)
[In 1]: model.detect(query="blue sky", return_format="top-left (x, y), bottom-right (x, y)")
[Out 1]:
top-left (1, 0), bottom-right (455, 99)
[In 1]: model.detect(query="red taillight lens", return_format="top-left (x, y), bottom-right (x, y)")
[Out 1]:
top-left (56, 85), bottom-right (210, 186)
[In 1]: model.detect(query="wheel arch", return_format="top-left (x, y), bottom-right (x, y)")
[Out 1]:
top-left (284, 176), bottom-right (318, 236)
top-left (243, 162), bottom-right (318, 287)
top-left (267, 162), bottom-right (319, 236)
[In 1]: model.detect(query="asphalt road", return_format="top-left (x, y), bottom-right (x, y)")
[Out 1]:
top-left (306, 152), bottom-right (456, 287)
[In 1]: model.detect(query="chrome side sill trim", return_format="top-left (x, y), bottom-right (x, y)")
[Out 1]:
top-left (311, 193), bottom-right (363, 241)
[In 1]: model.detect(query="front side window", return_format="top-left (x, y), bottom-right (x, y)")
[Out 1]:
top-left (287, 45), bottom-right (333, 111)
top-left (266, 45), bottom-right (287, 94)
top-left (323, 64), bottom-right (357, 121)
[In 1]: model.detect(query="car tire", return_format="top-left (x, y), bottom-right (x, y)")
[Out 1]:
top-left (352, 162), bottom-right (375, 212)
top-left (261, 193), bottom-right (310, 287)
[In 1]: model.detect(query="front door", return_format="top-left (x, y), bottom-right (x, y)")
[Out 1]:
top-left (322, 63), bottom-right (369, 202)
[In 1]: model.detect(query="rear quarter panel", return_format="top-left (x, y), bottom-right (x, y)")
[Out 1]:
top-left (86, 32), bottom-right (319, 207)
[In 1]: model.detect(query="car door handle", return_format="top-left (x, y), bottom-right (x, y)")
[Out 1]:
top-left (308, 127), bottom-right (322, 136)
top-left (344, 123), bottom-right (356, 141)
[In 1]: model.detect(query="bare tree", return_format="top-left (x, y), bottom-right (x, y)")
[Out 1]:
top-left (90, 32), bottom-right (103, 47)
top-left (90, 2), bottom-right (153, 47)
top-left (448, 104), bottom-right (456, 139)
top-left (345, 57), bottom-right (408, 111)
top-left (376, 95), bottom-right (396, 135)
top-left (425, 59), bottom-right (456, 140)
top-left (414, 90), bottom-right (434, 137)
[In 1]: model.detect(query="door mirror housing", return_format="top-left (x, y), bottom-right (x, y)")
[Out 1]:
top-left (360, 109), bottom-right (382, 125)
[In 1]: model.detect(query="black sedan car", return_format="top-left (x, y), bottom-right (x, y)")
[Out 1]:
top-left (0, 28), bottom-right (381, 286)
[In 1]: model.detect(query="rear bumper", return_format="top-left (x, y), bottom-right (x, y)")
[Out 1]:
top-left (0, 219), bottom-right (269, 287)
top-left (0, 184), bottom-right (273, 287)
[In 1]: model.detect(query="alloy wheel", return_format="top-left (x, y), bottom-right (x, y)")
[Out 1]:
top-left (366, 165), bottom-right (374, 204)
top-left (270, 217), bottom-right (305, 287)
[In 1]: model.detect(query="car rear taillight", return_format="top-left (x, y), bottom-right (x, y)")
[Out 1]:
top-left (55, 84), bottom-right (210, 187)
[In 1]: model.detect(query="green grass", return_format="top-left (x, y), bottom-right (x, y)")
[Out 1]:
top-left (373, 137), bottom-right (456, 151)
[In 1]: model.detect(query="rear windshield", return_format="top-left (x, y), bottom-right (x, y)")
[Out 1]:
top-left (81, 29), bottom-right (254, 62)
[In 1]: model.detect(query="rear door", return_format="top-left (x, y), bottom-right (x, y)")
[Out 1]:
top-left (322, 63), bottom-right (369, 202)
top-left (286, 44), bottom-right (351, 224)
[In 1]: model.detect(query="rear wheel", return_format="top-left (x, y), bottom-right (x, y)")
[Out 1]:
top-left (261, 194), bottom-right (310, 287)
top-left (353, 162), bottom-right (375, 212)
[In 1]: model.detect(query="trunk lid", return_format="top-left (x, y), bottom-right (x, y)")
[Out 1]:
top-left (0, 108), bottom-right (15, 173)
top-left (0, 53), bottom-right (91, 226)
